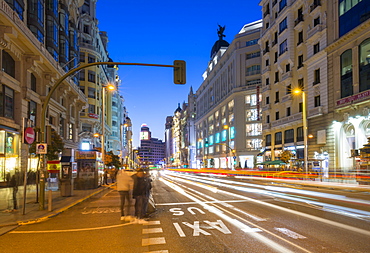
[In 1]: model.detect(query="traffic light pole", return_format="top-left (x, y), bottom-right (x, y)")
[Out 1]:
top-left (39, 61), bottom-right (185, 210)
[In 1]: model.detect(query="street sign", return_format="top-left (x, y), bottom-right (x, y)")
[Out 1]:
top-left (24, 127), bottom-right (35, 144)
top-left (36, 143), bottom-right (47, 154)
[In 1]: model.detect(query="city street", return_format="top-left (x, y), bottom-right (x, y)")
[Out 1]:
top-left (2, 172), bottom-right (370, 253)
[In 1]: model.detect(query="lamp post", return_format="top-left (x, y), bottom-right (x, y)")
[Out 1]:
top-left (294, 89), bottom-right (308, 176)
top-left (101, 84), bottom-right (115, 170)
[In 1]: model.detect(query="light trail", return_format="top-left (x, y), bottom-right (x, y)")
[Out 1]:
top-left (163, 173), bottom-right (370, 237)
top-left (166, 172), bottom-right (370, 220)
top-left (160, 177), bottom-right (312, 253)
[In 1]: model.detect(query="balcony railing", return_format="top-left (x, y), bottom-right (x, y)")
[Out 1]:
top-left (310, 0), bottom-right (321, 12)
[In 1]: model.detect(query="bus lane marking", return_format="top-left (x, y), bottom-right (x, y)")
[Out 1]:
top-left (274, 228), bottom-right (307, 239)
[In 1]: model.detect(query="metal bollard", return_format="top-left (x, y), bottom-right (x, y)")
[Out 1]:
top-left (48, 190), bottom-right (52, 211)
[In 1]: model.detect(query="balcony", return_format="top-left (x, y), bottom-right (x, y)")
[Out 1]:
top-left (282, 71), bottom-right (292, 81)
top-left (281, 94), bottom-right (292, 103)
top-left (262, 104), bottom-right (271, 111)
top-left (308, 106), bottom-right (323, 118)
top-left (262, 85), bottom-right (271, 93)
top-left (263, 48), bottom-right (270, 55)
top-left (264, 9), bottom-right (270, 18)
top-left (307, 24), bottom-right (324, 41)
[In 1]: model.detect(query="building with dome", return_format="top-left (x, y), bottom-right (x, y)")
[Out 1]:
top-left (195, 21), bottom-right (263, 169)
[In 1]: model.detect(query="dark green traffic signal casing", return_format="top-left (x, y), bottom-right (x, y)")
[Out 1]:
top-left (173, 60), bottom-right (186, 84)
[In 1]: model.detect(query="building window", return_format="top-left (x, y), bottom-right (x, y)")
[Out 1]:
top-left (275, 91), bottom-right (279, 103)
top-left (284, 129), bottom-right (294, 143)
top-left (246, 123), bottom-right (262, 136)
top-left (359, 38), bottom-right (370, 92)
top-left (299, 102), bottom-right (303, 112)
top-left (298, 54), bottom-right (304, 68)
top-left (266, 115), bottom-right (270, 124)
top-left (88, 70), bottom-right (95, 82)
top-left (275, 71), bottom-right (279, 83)
top-left (286, 107), bottom-right (291, 116)
top-left (0, 85), bottom-right (14, 118)
top-left (279, 17), bottom-right (287, 33)
top-left (298, 78), bottom-right (304, 90)
top-left (88, 87), bottom-right (95, 98)
top-left (275, 132), bottom-right (282, 145)
top-left (88, 104), bottom-right (95, 114)
top-left (313, 68), bottom-right (320, 85)
top-left (246, 39), bottom-right (258, 46)
top-left (297, 127), bottom-right (303, 142)
top-left (286, 63), bottom-right (290, 72)
top-left (286, 84), bottom-right (291, 94)
top-left (341, 49), bottom-right (353, 97)
top-left (313, 42), bottom-right (320, 54)
top-left (279, 40), bottom-right (288, 55)
top-left (31, 73), bottom-right (37, 92)
top-left (266, 59), bottom-right (270, 67)
top-left (274, 52), bottom-right (278, 63)
top-left (266, 77), bottom-right (270, 85)
top-left (246, 109), bottom-right (258, 121)
top-left (314, 16), bottom-right (321, 27)
top-left (266, 96), bottom-right (270, 105)
top-left (28, 100), bottom-right (37, 123)
top-left (68, 123), bottom-right (73, 140)
top-left (246, 65), bottom-right (261, 76)
top-left (80, 52), bottom-right (85, 62)
top-left (88, 54), bottom-right (95, 63)
top-left (275, 111), bottom-right (280, 120)
top-left (246, 51), bottom-right (260, 59)
top-left (314, 95), bottom-right (321, 107)
top-left (279, 0), bottom-right (287, 12)
top-left (266, 134), bottom-right (272, 146)
top-left (2, 51), bottom-right (16, 78)
top-left (79, 69), bottom-right (85, 81)
top-left (297, 31), bottom-right (303, 45)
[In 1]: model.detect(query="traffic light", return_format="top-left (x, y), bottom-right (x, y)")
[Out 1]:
top-left (173, 60), bottom-right (186, 84)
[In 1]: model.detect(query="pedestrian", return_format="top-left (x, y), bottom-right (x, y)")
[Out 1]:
top-left (103, 168), bottom-right (108, 185)
top-left (132, 168), bottom-right (152, 223)
top-left (116, 169), bottom-right (134, 221)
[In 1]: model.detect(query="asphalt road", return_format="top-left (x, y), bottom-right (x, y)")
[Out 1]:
top-left (2, 171), bottom-right (370, 253)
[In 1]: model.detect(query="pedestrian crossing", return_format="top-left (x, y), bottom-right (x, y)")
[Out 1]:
top-left (141, 220), bottom-right (168, 253)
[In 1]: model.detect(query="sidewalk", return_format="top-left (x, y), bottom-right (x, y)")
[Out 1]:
top-left (0, 182), bottom-right (116, 235)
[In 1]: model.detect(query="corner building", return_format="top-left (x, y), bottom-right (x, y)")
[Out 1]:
top-left (259, 0), bottom-right (329, 171)
top-left (195, 21), bottom-right (263, 169)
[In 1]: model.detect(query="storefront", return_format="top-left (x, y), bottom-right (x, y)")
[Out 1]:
top-left (75, 150), bottom-right (103, 189)
top-left (0, 129), bottom-right (20, 186)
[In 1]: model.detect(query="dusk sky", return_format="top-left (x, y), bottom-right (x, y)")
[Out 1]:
top-left (96, 0), bottom-right (262, 147)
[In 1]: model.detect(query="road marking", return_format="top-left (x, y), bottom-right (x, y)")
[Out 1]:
top-left (10, 223), bottom-right (132, 233)
top-left (173, 222), bottom-right (186, 237)
top-left (147, 220), bottom-right (161, 225)
top-left (157, 199), bottom-right (250, 206)
top-left (144, 250), bottom-right (169, 253)
top-left (183, 221), bottom-right (211, 236)
top-left (143, 228), bottom-right (163, 234)
top-left (142, 237), bottom-right (166, 246)
top-left (274, 228), bottom-right (306, 239)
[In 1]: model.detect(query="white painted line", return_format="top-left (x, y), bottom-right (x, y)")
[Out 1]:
top-left (147, 220), bottom-right (161, 225)
top-left (142, 237), bottom-right (166, 246)
top-left (143, 228), bottom-right (163, 234)
top-left (274, 228), bottom-right (307, 239)
top-left (144, 251), bottom-right (169, 253)
top-left (173, 222), bottom-right (186, 237)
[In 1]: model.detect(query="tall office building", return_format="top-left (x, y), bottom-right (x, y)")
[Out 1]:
top-left (138, 124), bottom-right (165, 168)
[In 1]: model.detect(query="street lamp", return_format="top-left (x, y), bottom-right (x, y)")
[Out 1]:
top-left (101, 83), bottom-right (116, 170)
top-left (293, 89), bottom-right (308, 176)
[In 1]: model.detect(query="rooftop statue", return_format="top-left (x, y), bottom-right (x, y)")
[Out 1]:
top-left (217, 25), bottom-right (226, 40)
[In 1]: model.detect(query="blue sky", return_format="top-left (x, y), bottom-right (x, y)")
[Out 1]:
top-left (96, 0), bottom-right (262, 147)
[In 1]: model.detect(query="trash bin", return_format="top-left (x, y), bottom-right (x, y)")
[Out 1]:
top-left (60, 178), bottom-right (72, 197)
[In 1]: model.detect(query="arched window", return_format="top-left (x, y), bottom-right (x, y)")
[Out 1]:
top-left (359, 38), bottom-right (370, 92)
top-left (340, 49), bottom-right (353, 98)
top-left (2, 51), bottom-right (15, 78)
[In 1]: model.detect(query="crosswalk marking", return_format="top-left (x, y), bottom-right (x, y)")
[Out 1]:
top-left (142, 237), bottom-right (166, 246)
top-left (144, 251), bottom-right (169, 253)
top-left (143, 228), bottom-right (163, 234)
top-left (147, 220), bottom-right (161, 225)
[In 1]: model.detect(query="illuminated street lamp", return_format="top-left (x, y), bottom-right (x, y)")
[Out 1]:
top-left (101, 83), bottom-right (116, 169)
top-left (293, 89), bottom-right (308, 176)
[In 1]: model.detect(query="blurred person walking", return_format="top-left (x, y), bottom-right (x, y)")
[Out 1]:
top-left (132, 168), bottom-right (152, 223)
top-left (116, 169), bottom-right (134, 221)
